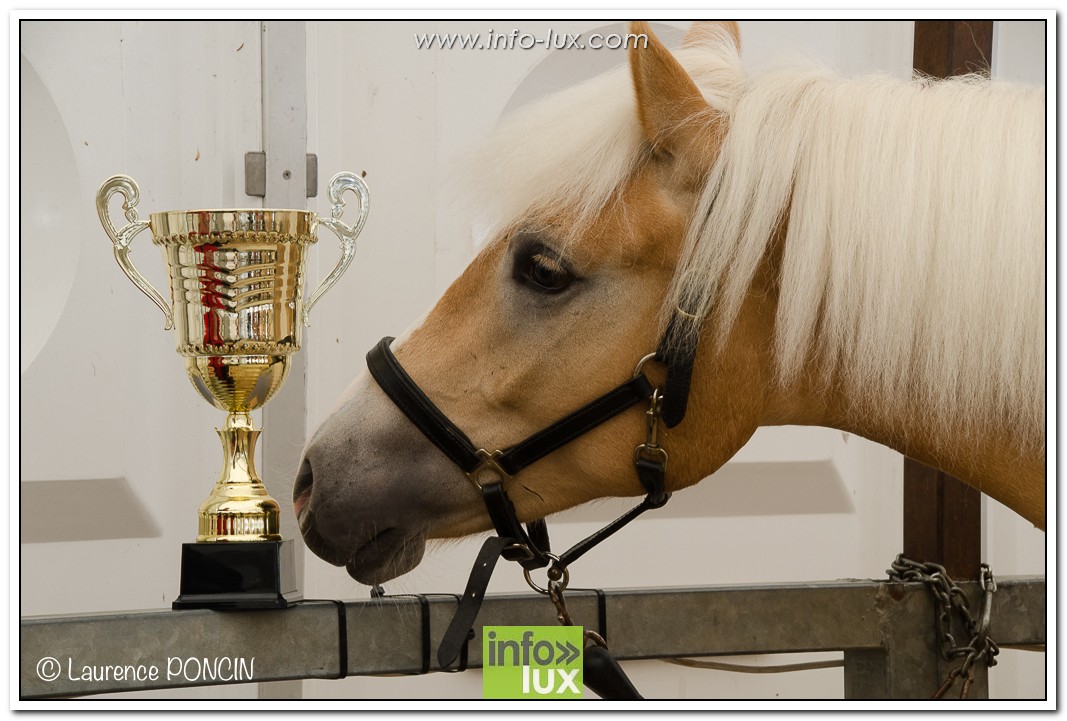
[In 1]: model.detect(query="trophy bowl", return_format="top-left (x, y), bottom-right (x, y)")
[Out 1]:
top-left (96, 173), bottom-right (368, 607)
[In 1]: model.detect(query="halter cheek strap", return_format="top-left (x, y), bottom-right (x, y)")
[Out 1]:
top-left (654, 312), bottom-right (698, 429)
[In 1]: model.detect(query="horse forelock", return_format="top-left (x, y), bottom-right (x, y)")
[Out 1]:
top-left (451, 42), bottom-right (745, 250)
top-left (666, 67), bottom-right (1046, 449)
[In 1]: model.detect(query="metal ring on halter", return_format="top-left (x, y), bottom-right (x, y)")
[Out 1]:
top-left (632, 352), bottom-right (658, 378)
top-left (523, 553), bottom-right (569, 595)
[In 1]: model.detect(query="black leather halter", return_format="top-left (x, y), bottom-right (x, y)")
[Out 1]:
top-left (368, 337), bottom-right (668, 563)
top-left (366, 322), bottom-right (696, 672)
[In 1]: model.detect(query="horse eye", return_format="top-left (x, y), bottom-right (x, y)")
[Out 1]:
top-left (517, 252), bottom-right (575, 294)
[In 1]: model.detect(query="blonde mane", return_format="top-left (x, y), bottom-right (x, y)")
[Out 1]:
top-left (459, 39), bottom-right (1045, 448)
top-left (671, 67), bottom-right (1045, 447)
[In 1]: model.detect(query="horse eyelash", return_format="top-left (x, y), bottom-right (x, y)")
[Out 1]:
top-left (510, 239), bottom-right (580, 294)
top-left (530, 253), bottom-right (564, 273)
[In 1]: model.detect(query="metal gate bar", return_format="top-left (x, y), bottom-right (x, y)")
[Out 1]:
top-left (19, 576), bottom-right (1045, 700)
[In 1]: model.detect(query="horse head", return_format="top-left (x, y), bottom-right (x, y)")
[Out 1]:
top-left (294, 22), bottom-right (771, 584)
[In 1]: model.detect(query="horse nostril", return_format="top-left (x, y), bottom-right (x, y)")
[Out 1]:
top-left (293, 457), bottom-right (314, 516)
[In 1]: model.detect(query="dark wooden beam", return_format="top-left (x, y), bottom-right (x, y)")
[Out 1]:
top-left (913, 20), bottom-right (994, 78)
top-left (902, 458), bottom-right (984, 578)
top-left (902, 20), bottom-right (994, 581)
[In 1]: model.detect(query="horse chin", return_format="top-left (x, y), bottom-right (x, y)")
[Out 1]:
top-left (344, 528), bottom-right (427, 585)
top-left (297, 507), bottom-right (428, 584)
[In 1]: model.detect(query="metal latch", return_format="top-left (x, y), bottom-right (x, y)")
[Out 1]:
top-left (244, 152), bottom-right (318, 198)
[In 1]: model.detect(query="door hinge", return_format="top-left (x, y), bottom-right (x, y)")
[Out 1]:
top-left (244, 152), bottom-right (318, 198)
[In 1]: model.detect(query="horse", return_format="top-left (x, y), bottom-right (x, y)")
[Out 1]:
top-left (293, 21), bottom-right (1045, 586)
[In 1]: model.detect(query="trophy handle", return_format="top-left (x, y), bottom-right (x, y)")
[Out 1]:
top-left (304, 172), bottom-right (370, 326)
top-left (96, 175), bottom-right (174, 330)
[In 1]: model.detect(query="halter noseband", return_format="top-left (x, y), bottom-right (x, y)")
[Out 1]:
top-left (365, 318), bottom-right (697, 673)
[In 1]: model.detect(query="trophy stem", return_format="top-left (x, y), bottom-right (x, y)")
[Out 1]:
top-left (196, 412), bottom-right (283, 542)
top-left (176, 412), bottom-right (300, 609)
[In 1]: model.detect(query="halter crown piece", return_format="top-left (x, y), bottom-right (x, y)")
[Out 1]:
top-left (365, 314), bottom-right (697, 699)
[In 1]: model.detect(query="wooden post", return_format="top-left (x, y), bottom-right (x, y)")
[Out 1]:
top-left (902, 20), bottom-right (993, 582)
top-left (912, 20), bottom-right (994, 79)
top-left (902, 19), bottom-right (995, 700)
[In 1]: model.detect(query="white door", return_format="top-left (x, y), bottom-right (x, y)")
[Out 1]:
top-left (20, 19), bottom-right (265, 699)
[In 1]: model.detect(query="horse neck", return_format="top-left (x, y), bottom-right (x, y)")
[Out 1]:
top-left (761, 347), bottom-right (1045, 530)
top-left (681, 219), bottom-right (1049, 529)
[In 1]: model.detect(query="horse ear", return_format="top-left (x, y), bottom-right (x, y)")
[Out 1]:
top-left (628, 21), bottom-right (720, 161)
top-left (683, 21), bottom-right (741, 51)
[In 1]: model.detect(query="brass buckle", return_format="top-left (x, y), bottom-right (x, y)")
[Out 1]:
top-left (465, 448), bottom-right (512, 490)
top-left (633, 389), bottom-right (668, 467)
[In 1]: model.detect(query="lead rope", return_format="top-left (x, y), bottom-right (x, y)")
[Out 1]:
top-left (887, 554), bottom-right (1000, 699)
top-left (435, 389), bottom-right (671, 698)
top-left (528, 558), bottom-right (644, 700)
top-left (521, 390), bottom-right (670, 700)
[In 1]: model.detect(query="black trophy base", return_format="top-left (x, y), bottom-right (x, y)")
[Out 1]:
top-left (173, 539), bottom-right (302, 610)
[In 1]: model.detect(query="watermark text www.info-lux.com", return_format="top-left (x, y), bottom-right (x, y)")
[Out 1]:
top-left (414, 29), bottom-right (649, 51)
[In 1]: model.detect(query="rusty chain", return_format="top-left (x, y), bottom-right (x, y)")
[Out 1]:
top-left (887, 554), bottom-right (1000, 699)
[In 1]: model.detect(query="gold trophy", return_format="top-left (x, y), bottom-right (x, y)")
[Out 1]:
top-left (96, 172), bottom-right (368, 609)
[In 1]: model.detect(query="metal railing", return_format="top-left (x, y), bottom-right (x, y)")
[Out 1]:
top-left (19, 576), bottom-right (1045, 700)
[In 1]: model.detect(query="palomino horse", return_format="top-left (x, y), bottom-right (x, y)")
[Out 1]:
top-left (294, 21), bottom-right (1045, 585)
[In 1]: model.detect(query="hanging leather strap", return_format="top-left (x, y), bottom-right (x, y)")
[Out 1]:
top-left (481, 481), bottom-right (551, 569)
top-left (437, 536), bottom-right (512, 669)
top-left (436, 456), bottom-right (668, 670)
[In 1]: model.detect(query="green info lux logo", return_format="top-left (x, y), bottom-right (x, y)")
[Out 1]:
top-left (482, 626), bottom-right (584, 699)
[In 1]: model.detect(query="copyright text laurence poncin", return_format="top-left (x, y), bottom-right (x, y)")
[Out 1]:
top-left (35, 656), bottom-right (255, 685)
